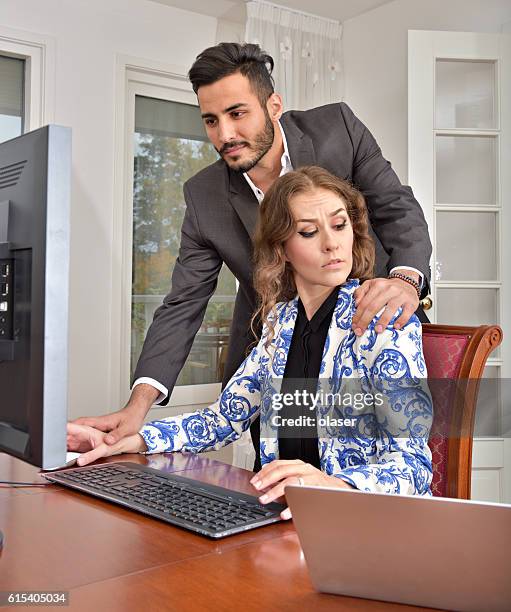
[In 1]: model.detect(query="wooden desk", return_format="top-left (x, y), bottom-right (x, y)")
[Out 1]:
top-left (0, 453), bottom-right (436, 611)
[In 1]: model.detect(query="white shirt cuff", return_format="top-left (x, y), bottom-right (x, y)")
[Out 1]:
top-left (132, 377), bottom-right (168, 405)
top-left (389, 266), bottom-right (424, 290)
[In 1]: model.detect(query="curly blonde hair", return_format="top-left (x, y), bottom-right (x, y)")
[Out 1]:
top-left (252, 166), bottom-right (375, 346)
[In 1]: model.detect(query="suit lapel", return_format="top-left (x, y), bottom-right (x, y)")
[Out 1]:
top-left (260, 298), bottom-right (299, 459)
top-left (319, 281), bottom-right (359, 385)
top-left (227, 168), bottom-right (259, 239)
top-left (270, 297), bottom-right (299, 378)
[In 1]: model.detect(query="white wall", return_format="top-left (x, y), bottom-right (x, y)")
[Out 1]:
top-left (0, 0), bottom-right (217, 418)
top-left (216, 17), bottom-right (244, 43)
top-left (342, 0), bottom-right (511, 183)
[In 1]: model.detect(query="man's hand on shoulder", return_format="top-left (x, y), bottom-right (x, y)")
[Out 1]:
top-left (72, 383), bottom-right (160, 445)
top-left (352, 271), bottom-right (420, 335)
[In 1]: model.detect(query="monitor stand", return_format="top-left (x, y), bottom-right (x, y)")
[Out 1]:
top-left (42, 452), bottom-right (81, 472)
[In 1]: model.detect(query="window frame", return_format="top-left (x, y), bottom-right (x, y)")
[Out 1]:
top-left (0, 25), bottom-right (55, 131)
top-left (114, 57), bottom-right (225, 410)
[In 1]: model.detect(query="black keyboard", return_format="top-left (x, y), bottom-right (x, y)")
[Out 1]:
top-left (43, 462), bottom-right (285, 538)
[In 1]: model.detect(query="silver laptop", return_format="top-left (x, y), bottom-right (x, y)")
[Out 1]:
top-left (286, 486), bottom-right (511, 612)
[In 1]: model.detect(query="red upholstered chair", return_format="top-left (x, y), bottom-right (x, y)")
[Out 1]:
top-left (422, 324), bottom-right (502, 499)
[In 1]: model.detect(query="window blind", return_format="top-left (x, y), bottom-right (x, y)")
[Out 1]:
top-left (0, 55), bottom-right (24, 117)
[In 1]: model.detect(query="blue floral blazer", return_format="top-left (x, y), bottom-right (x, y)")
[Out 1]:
top-left (140, 279), bottom-right (433, 495)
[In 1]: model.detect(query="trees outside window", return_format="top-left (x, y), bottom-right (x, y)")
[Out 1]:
top-left (131, 96), bottom-right (236, 385)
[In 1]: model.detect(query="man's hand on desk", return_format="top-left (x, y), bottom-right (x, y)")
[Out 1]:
top-left (250, 459), bottom-right (353, 520)
top-left (352, 271), bottom-right (420, 336)
top-left (67, 423), bottom-right (147, 466)
top-left (72, 383), bottom-right (160, 446)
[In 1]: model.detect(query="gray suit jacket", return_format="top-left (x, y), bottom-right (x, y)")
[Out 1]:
top-left (133, 102), bottom-right (432, 402)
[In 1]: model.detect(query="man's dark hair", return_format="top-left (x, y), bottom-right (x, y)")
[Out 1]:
top-left (188, 42), bottom-right (275, 107)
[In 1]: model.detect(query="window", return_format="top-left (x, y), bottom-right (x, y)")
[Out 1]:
top-left (0, 54), bottom-right (24, 142)
top-left (131, 95), bottom-right (237, 387)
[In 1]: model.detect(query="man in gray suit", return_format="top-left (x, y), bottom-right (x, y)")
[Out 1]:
top-left (78, 43), bottom-right (431, 459)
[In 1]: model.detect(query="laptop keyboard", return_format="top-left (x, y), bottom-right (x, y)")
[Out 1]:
top-left (44, 462), bottom-right (285, 538)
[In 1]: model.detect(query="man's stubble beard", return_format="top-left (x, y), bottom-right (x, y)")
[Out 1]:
top-left (219, 110), bottom-right (275, 173)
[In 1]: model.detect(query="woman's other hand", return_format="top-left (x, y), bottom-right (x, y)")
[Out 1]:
top-left (250, 459), bottom-right (353, 520)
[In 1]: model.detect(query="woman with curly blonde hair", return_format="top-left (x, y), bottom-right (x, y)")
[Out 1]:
top-left (68, 167), bottom-right (433, 520)
top-left (252, 165), bottom-right (375, 346)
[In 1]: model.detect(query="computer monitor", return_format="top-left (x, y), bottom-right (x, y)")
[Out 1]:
top-left (0, 125), bottom-right (71, 470)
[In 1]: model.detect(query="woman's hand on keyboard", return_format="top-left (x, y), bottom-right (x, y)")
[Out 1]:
top-left (66, 423), bottom-right (147, 466)
top-left (250, 459), bottom-right (353, 520)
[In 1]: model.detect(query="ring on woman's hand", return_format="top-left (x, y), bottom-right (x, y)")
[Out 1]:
top-left (297, 476), bottom-right (304, 486)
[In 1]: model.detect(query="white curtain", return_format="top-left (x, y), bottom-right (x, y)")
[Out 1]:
top-left (244, 0), bottom-right (344, 111)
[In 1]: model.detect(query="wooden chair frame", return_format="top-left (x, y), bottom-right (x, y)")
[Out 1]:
top-left (422, 323), bottom-right (502, 499)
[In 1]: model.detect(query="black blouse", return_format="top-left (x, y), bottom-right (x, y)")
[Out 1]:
top-left (278, 286), bottom-right (339, 469)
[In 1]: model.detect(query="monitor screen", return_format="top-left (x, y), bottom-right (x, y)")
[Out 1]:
top-left (0, 125), bottom-right (71, 469)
